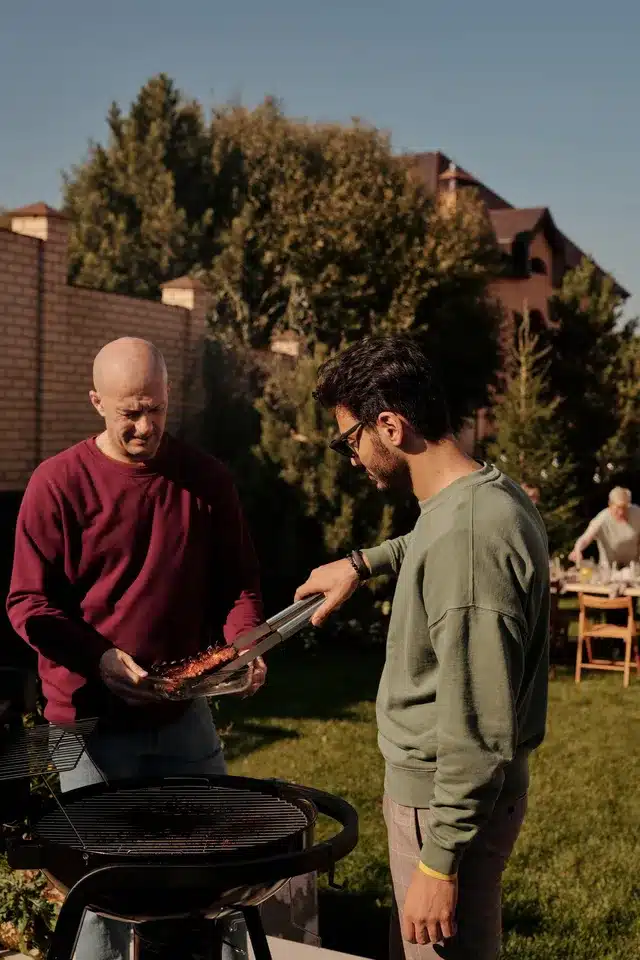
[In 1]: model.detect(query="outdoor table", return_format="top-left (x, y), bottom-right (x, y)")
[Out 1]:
top-left (559, 581), bottom-right (640, 598)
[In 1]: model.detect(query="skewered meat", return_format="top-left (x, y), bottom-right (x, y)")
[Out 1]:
top-left (150, 644), bottom-right (239, 691)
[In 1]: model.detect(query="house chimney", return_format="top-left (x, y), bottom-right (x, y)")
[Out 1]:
top-left (437, 162), bottom-right (477, 213)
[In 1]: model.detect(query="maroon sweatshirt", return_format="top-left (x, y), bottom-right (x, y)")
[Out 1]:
top-left (6, 435), bottom-right (263, 727)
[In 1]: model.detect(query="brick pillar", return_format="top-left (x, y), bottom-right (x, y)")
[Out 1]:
top-left (10, 203), bottom-right (69, 288)
top-left (161, 276), bottom-right (209, 443)
top-left (9, 203), bottom-right (71, 466)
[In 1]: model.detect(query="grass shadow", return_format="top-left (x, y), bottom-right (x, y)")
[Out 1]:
top-left (215, 645), bottom-right (383, 763)
top-left (218, 720), bottom-right (300, 763)
top-left (218, 645), bottom-right (384, 725)
top-left (502, 897), bottom-right (546, 939)
top-left (319, 889), bottom-right (391, 960)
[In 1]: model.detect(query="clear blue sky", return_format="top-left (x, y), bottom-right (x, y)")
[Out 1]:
top-left (1, 0), bottom-right (637, 312)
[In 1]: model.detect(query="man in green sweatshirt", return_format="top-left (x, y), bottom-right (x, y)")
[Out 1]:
top-left (295, 336), bottom-right (549, 960)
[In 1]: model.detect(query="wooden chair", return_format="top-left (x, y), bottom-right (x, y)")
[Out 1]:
top-left (575, 595), bottom-right (639, 688)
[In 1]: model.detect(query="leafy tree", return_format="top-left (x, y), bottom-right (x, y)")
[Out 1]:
top-left (0, 858), bottom-right (57, 957)
top-left (488, 309), bottom-right (580, 552)
top-left (208, 101), bottom-right (501, 431)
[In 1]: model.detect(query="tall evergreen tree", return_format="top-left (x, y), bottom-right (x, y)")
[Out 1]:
top-left (594, 333), bottom-right (640, 484)
top-left (64, 74), bottom-right (217, 297)
top-left (546, 258), bottom-right (636, 508)
top-left (489, 309), bottom-right (579, 552)
top-left (249, 345), bottom-right (402, 635)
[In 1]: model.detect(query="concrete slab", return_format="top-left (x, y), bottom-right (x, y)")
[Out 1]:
top-left (1, 932), bottom-right (373, 960)
top-left (249, 937), bottom-right (371, 960)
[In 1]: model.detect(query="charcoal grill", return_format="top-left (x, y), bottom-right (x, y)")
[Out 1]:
top-left (9, 774), bottom-right (356, 960)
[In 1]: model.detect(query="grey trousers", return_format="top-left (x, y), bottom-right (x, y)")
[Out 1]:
top-left (384, 792), bottom-right (528, 960)
top-left (57, 701), bottom-right (245, 960)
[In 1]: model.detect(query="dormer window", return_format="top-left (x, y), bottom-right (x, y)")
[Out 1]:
top-left (511, 236), bottom-right (529, 277)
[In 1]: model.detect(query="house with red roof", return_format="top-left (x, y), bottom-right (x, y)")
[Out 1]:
top-left (404, 152), bottom-right (629, 448)
top-left (406, 151), bottom-right (628, 331)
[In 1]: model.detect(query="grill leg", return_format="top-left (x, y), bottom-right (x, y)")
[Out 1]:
top-left (46, 902), bottom-right (85, 960)
top-left (242, 907), bottom-right (273, 960)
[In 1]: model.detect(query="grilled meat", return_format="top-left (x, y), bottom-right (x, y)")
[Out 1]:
top-left (150, 645), bottom-right (238, 691)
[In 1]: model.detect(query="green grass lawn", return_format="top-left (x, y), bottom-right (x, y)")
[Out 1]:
top-left (217, 642), bottom-right (640, 960)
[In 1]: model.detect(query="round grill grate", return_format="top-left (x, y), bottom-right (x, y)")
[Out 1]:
top-left (35, 783), bottom-right (311, 856)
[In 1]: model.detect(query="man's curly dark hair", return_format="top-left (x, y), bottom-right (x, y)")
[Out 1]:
top-left (314, 335), bottom-right (452, 443)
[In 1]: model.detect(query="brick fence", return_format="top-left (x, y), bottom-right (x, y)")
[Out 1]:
top-left (0, 203), bottom-right (209, 493)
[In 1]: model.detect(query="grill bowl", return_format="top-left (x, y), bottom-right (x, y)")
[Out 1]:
top-left (22, 776), bottom-right (317, 910)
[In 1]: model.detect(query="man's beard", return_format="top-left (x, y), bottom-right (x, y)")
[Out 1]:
top-left (366, 437), bottom-right (412, 493)
top-left (124, 435), bottom-right (160, 460)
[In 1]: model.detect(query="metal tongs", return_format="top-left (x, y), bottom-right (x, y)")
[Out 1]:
top-left (216, 592), bottom-right (326, 676)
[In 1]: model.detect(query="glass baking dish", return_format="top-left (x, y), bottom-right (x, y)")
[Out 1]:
top-left (148, 593), bottom-right (324, 702)
top-left (150, 661), bottom-right (255, 701)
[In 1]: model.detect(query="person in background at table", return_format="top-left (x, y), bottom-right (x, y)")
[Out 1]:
top-left (569, 487), bottom-right (640, 569)
top-left (6, 337), bottom-right (265, 960)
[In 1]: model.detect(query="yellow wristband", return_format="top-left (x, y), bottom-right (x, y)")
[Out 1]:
top-left (418, 861), bottom-right (457, 882)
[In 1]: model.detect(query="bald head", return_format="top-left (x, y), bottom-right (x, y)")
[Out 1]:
top-left (93, 337), bottom-right (167, 397)
top-left (90, 338), bottom-right (169, 464)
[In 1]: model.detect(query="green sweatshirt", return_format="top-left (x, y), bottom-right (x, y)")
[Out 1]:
top-left (363, 462), bottom-right (549, 878)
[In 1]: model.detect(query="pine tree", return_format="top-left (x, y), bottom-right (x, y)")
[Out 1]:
top-left (488, 309), bottom-right (580, 552)
top-left (248, 344), bottom-right (403, 638)
top-left (547, 258), bottom-right (636, 502)
top-left (64, 74), bottom-right (217, 297)
top-left (594, 333), bottom-right (640, 484)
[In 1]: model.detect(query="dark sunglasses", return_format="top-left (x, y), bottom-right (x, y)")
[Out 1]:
top-left (329, 421), bottom-right (363, 459)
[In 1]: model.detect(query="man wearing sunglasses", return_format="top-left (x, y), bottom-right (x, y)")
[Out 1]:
top-left (296, 335), bottom-right (549, 960)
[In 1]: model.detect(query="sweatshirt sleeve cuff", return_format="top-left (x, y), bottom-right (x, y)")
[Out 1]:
top-left (418, 862), bottom-right (457, 882)
top-left (420, 838), bottom-right (462, 879)
top-left (361, 544), bottom-right (395, 577)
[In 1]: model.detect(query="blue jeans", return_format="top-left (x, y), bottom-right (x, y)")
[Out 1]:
top-left (57, 701), bottom-right (246, 960)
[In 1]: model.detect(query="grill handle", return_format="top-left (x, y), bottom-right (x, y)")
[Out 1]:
top-left (6, 838), bottom-right (44, 870)
top-left (264, 777), bottom-right (359, 867)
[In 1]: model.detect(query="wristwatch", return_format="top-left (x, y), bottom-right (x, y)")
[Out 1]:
top-left (347, 549), bottom-right (370, 582)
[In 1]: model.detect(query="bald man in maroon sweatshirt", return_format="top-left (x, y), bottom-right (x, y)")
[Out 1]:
top-left (6, 336), bottom-right (265, 960)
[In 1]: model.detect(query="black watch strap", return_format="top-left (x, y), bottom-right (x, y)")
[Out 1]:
top-left (348, 549), bottom-right (370, 582)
